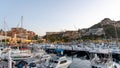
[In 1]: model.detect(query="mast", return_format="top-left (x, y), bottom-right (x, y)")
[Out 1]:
top-left (20, 16), bottom-right (23, 44)
top-left (4, 17), bottom-right (7, 47)
top-left (21, 16), bottom-right (23, 28)
top-left (8, 49), bottom-right (12, 68)
top-left (0, 29), bottom-right (3, 44)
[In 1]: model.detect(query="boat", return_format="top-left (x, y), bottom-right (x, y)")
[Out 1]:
top-left (40, 56), bottom-right (72, 68)
top-left (91, 54), bottom-right (120, 68)
top-left (10, 46), bottom-right (32, 60)
top-left (0, 45), bottom-right (32, 60)
top-left (0, 46), bottom-right (51, 68)
top-left (42, 48), bottom-right (72, 68)
top-left (50, 56), bottom-right (72, 68)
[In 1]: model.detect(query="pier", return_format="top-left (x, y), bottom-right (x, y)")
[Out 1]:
top-left (43, 44), bottom-right (120, 61)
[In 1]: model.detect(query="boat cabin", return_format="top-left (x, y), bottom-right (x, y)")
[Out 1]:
top-left (49, 56), bottom-right (71, 68)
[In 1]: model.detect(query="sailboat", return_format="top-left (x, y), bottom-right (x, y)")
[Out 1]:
top-left (90, 23), bottom-right (120, 68)
top-left (90, 53), bottom-right (120, 68)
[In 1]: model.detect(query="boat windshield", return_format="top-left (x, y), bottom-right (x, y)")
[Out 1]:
top-left (50, 60), bottom-right (58, 63)
top-left (92, 66), bottom-right (100, 68)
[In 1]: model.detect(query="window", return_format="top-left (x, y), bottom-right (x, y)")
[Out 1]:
top-left (92, 66), bottom-right (98, 68)
top-left (60, 60), bottom-right (67, 64)
top-left (50, 60), bottom-right (58, 63)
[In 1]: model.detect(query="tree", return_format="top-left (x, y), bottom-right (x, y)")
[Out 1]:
top-left (32, 35), bottom-right (39, 40)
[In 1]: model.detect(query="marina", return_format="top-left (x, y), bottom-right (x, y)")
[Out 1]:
top-left (1, 0), bottom-right (120, 68)
top-left (0, 43), bottom-right (120, 68)
top-left (0, 44), bottom-right (72, 68)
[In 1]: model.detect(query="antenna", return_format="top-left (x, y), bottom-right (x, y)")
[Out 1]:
top-left (73, 24), bottom-right (78, 30)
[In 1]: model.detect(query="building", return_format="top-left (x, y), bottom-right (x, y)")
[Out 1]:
top-left (0, 27), bottom-right (36, 44)
top-left (46, 32), bottom-right (61, 35)
top-left (84, 28), bottom-right (105, 36)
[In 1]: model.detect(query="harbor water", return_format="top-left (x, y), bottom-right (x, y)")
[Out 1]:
top-left (67, 57), bottom-right (91, 68)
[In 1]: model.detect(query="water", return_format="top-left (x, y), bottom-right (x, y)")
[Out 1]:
top-left (67, 57), bottom-right (91, 68)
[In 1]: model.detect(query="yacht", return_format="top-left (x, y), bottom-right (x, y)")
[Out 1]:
top-left (10, 46), bottom-right (32, 60)
top-left (40, 56), bottom-right (72, 68)
top-left (91, 54), bottom-right (120, 68)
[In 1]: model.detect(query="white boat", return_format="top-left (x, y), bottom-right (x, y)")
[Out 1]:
top-left (41, 56), bottom-right (72, 68)
top-left (91, 54), bottom-right (120, 68)
top-left (9, 46), bottom-right (32, 60)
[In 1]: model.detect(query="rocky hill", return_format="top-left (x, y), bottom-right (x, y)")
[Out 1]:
top-left (43, 18), bottom-right (120, 43)
top-left (90, 18), bottom-right (120, 38)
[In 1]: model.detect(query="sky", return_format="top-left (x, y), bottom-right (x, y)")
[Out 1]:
top-left (0, 0), bottom-right (120, 36)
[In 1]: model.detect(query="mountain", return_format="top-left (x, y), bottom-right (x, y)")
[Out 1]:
top-left (90, 18), bottom-right (120, 38)
top-left (90, 18), bottom-right (114, 29)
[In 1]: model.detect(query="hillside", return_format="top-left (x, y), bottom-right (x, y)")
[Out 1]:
top-left (90, 18), bottom-right (120, 38)
top-left (43, 18), bottom-right (120, 43)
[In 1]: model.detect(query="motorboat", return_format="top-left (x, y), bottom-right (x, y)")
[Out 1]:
top-left (40, 56), bottom-right (72, 68)
top-left (10, 46), bottom-right (32, 60)
top-left (50, 56), bottom-right (72, 68)
top-left (39, 48), bottom-right (72, 68)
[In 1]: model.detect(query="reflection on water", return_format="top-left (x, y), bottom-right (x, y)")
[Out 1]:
top-left (67, 57), bottom-right (91, 68)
